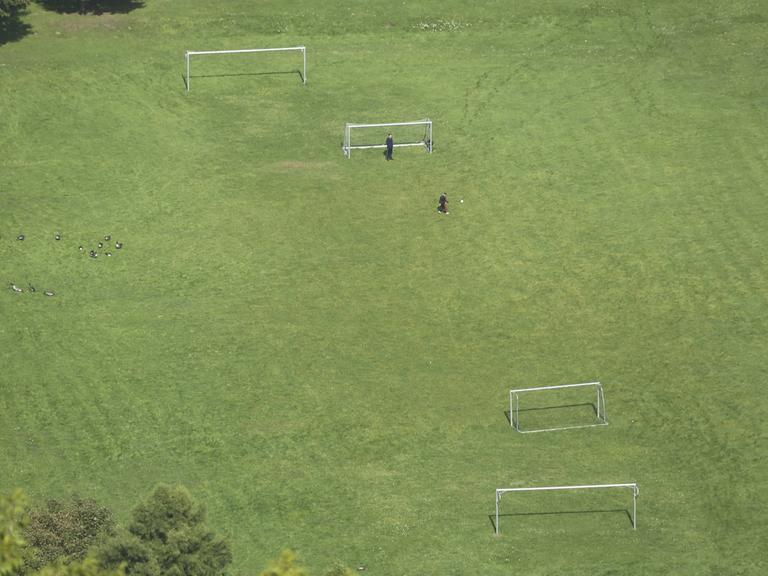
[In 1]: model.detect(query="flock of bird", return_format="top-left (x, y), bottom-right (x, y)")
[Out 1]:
top-left (77, 234), bottom-right (123, 258)
top-left (9, 232), bottom-right (124, 296)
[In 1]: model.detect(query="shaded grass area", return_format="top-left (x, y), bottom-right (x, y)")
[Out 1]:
top-left (1, 1), bottom-right (767, 575)
top-left (35, 1), bottom-right (144, 15)
top-left (0, 13), bottom-right (32, 47)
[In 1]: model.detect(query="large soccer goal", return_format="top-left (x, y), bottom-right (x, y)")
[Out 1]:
top-left (509, 381), bottom-right (607, 433)
top-left (342, 119), bottom-right (433, 158)
top-left (494, 483), bottom-right (639, 534)
top-left (184, 46), bottom-right (306, 92)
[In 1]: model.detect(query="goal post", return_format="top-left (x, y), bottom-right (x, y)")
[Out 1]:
top-left (494, 483), bottom-right (639, 534)
top-left (509, 381), bottom-right (607, 433)
top-left (184, 46), bottom-right (306, 92)
top-left (343, 119), bottom-right (432, 158)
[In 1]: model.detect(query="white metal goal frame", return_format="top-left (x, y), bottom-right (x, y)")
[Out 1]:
top-left (494, 483), bottom-right (639, 534)
top-left (509, 381), bottom-right (607, 433)
top-left (343, 119), bottom-right (433, 158)
top-left (184, 46), bottom-right (307, 92)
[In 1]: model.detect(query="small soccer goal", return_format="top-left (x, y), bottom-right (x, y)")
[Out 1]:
top-left (342, 119), bottom-right (433, 158)
top-left (494, 483), bottom-right (639, 534)
top-left (509, 381), bottom-right (607, 433)
top-left (184, 46), bottom-right (306, 92)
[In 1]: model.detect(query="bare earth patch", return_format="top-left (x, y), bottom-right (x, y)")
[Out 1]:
top-left (273, 160), bottom-right (334, 171)
top-left (57, 14), bottom-right (125, 32)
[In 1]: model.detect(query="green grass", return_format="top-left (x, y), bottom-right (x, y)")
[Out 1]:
top-left (1, 1), bottom-right (766, 574)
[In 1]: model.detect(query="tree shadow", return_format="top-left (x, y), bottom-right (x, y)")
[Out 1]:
top-left (0, 14), bottom-right (32, 47)
top-left (489, 508), bottom-right (633, 533)
top-left (36, 0), bottom-right (144, 15)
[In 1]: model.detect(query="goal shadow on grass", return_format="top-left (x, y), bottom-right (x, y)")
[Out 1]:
top-left (182, 70), bottom-right (304, 90)
top-left (504, 402), bottom-right (598, 426)
top-left (488, 508), bottom-right (633, 533)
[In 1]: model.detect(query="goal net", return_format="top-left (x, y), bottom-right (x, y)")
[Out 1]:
top-left (343, 119), bottom-right (433, 158)
top-left (509, 381), bottom-right (607, 433)
top-left (494, 483), bottom-right (639, 534)
top-left (184, 46), bottom-right (306, 92)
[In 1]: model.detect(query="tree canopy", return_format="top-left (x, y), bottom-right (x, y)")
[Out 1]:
top-left (3, 490), bottom-right (349, 576)
top-left (34, 558), bottom-right (124, 576)
top-left (258, 550), bottom-right (308, 576)
top-left (0, 0), bottom-right (29, 19)
top-left (0, 490), bottom-right (28, 576)
top-left (25, 497), bottom-right (115, 571)
top-left (98, 485), bottom-right (231, 576)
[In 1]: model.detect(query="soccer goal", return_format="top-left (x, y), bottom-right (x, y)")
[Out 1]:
top-left (184, 46), bottom-right (306, 92)
top-left (494, 483), bottom-right (639, 534)
top-left (342, 119), bottom-right (433, 158)
top-left (509, 381), bottom-right (607, 433)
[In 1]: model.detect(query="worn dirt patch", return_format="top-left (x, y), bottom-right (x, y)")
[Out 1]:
top-left (57, 14), bottom-right (125, 32)
top-left (273, 160), bottom-right (334, 171)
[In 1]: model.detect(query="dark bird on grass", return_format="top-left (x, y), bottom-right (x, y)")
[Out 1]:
top-left (115, 241), bottom-right (123, 249)
top-left (16, 234), bottom-right (24, 241)
top-left (10, 284), bottom-right (23, 293)
top-left (44, 290), bottom-right (55, 297)
top-left (89, 250), bottom-right (97, 258)
top-left (28, 285), bottom-right (36, 293)
top-left (98, 242), bottom-right (103, 248)
top-left (55, 233), bottom-right (61, 241)
top-left (104, 235), bottom-right (111, 241)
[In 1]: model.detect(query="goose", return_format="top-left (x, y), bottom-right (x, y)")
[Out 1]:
top-left (28, 285), bottom-right (36, 293)
top-left (44, 290), bottom-right (55, 297)
top-left (104, 235), bottom-right (111, 241)
top-left (11, 284), bottom-right (23, 293)
top-left (98, 242), bottom-right (103, 248)
top-left (89, 250), bottom-right (97, 258)
top-left (79, 245), bottom-right (85, 252)
top-left (115, 242), bottom-right (123, 249)
top-left (55, 233), bottom-right (61, 241)
top-left (16, 234), bottom-right (24, 241)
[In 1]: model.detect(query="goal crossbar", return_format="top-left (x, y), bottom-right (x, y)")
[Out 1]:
top-left (509, 381), bottom-right (607, 433)
top-left (343, 119), bottom-right (432, 158)
top-left (345, 120), bottom-right (431, 129)
top-left (185, 46), bottom-right (306, 92)
top-left (494, 483), bottom-right (639, 534)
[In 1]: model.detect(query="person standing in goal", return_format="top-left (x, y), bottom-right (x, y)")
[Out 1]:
top-left (385, 133), bottom-right (394, 161)
top-left (438, 192), bottom-right (449, 214)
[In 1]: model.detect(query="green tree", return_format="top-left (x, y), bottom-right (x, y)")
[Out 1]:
top-left (0, 490), bottom-right (28, 576)
top-left (0, 0), bottom-right (28, 19)
top-left (25, 497), bottom-right (115, 571)
top-left (258, 550), bottom-right (307, 576)
top-left (98, 485), bottom-right (231, 576)
top-left (34, 558), bottom-right (124, 576)
top-left (96, 534), bottom-right (153, 576)
top-left (321, 563), bottom-right (355, 576)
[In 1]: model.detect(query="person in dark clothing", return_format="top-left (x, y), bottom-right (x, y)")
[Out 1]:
top-left (385, 133), bottom-right (394, 160)
top-left (438, 192), bottom-right (449, 214)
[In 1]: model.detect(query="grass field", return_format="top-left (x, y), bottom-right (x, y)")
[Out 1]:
top-left (1, 1), bottom-right (767, 574)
